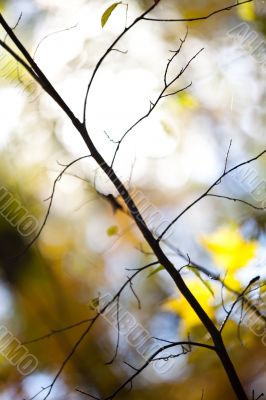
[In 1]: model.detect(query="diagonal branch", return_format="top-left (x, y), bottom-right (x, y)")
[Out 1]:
top-left (0, 38), bottom-right (41, 84)
top-left (0, 13), bottom-right (81, 126)
top-left (110, 32), bottom-right (203, 167)
top-left (0, 4), bottom-right (253, 399)
top-left (158, 148), bottom-right (266, 241)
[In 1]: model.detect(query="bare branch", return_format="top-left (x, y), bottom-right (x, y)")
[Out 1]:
top-left (224, 139), bottom-right (232, 174)
top-left (158, 148), bottom-right (266, 241)
top-left (143, 1), bottom-right (253, 22)
top-left (3, 11), bottom-right (22, 41)
top-left (163, 241), bottom-right (266, 324)
top-left (33, 22), bottom-right (78, 59)
top-left (17, 155), bottom-right (91, 257)
top-left (207, 193), bottom-right (266, 211)
top-left (82, 1), bottom-right (161, 125)
top-left (0, 38), bottom-right (41, 84)
top-left (252, 389), bottom-right (265, 400)
top-left (27, 260), bottom-right (158, 399)
top-left (21, 319), bottom-right (92, 345)
top-left (129, 279), bottom-right (141, 310)
top-left (111, 33), bottom-right (203, 167)
top-left (0, 13), bottom-right (82, 125)
top-left (161, 81), bottom-right (192, 98)
top-left (76, 340), bottom-right (215, 399)
top-left (0, 3), bottom-right (254, 398)
top-left (105, 295), bottom-right (121, 365)
top-left (220, 276), bottom-right (260, 333)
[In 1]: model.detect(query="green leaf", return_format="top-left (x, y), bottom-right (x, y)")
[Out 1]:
top-left (188, 266), bottom-right (214, 296)
top-left (89, 294), bottom-right (100, 310)
top-left (147, 265), bottom-right (165, 278)
top-left (101, 2), bottom-right (122, 28)
top-left (106, 225), bottom-right (118, 236)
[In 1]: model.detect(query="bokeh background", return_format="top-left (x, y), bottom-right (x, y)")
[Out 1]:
top-left (0, 0), bottom-right (266, 399)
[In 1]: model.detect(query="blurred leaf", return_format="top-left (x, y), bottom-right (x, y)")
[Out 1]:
top-left (201, 224), bottom-right (258, 272)
top-left (188, 266), bottom-right (214, 296)
top-left (89, 294), bottom-right (100, 310)
top-left (147, 264), bottom-right (164, 278)
top-left (161, 120), bottom-right (173, 136)
top-left (106, 225), bottom-right (118, 236)
top-left (0, 52), bottom-right (35, 91)
top-left (237, 3), bottom-right (256, 21)
top-left (163, 280), bottom-right (216, 333)
top-left (101, 2), bottom-right (122, 28)
top-left (223, 273), bottom-right (241, 289)
top-left (177, 92), bottom-right (199, 109)
top-left (0, 0), bottom-right (7, 12)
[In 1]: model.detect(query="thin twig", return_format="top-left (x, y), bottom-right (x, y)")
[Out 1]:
top-left (76, 340), bottom-right (214, 399)
top-left (105, 295), bottom-right (121, 365)
top-left (22, 319), bottom-right (92, 345)
top-left (26, 261), bottom-right (158, 399)
top-left (158, 148), bottom-right (266, 240)
top-left (224, 139), bottom-right (232, 174)
top-left (220, 276), bottom-right (260, 333)
top-left (82, 1), bottom-right (161, 125)
top-left (143, 1), bottom-right (253, 22)
top-left (111, 33), bottom-right (203, 167)
top-left (16, 155), bottom-right (91, 258)
top-left (207, 193), bottom-right (266, 210)
top-left (33, 22), bottom-right (78, 59)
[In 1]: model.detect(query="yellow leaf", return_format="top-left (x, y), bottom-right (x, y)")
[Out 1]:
top-left (222, 271), bottom-right (241, 290)
top-left (39, 225), bottom-right (71, 260)
top-left (177, 92), bottom-right (198, 109)
top-left (0, 1), bottom-right (6, 13)
top-left (106, 225), bottom-right (118, 236)
top-left (163, 280), bottom-right (215, 334)
top-left (201, 224), bottom-right (257, 273)
top-left (161, 120), bottom-right (173, 136)
top-left (189, 266), bottom-right (214, 296)
top-left (101, 2), bottom-right (122, 28)
top-left (237, 3), bottom-right (256, 21)
top-left (147, 265), bottom-right (165, 278)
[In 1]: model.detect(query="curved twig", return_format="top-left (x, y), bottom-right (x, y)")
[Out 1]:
top-left (158, 148), bottom-right (266, 240)
top-left (76, 340), bottom-right (215, 399)
top-left (143, 1), bottom-right (253, 22)
top-left (111, 33), bottom-right (203, 167)
top-left (207, 193), bottom-right (266, 210)
top-left (82, 1), bottom-right (161, 125)
top-left (33, 23), bottom-right (78, 59)
top-left (17, 155), bottom-right (91, 258)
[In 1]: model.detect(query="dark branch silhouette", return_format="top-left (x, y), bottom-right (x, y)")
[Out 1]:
top-left (143, 1), bottom-right (253, 22)
top-left (76, 340), bottom-right (215, 399)
top-left (158, 148), bottom-right (266, 240)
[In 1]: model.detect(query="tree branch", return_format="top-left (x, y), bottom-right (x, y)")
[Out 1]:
top-left (0, 3), bottom-right (253, 398)
top-left (143, 1), bottom-right (253, 22)
top-left (158, 148), bottom-right (266, 241)
top-left (76, 340), bottom-right (215, 399)
top-left (82, 1), bottom-right (161, 126)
